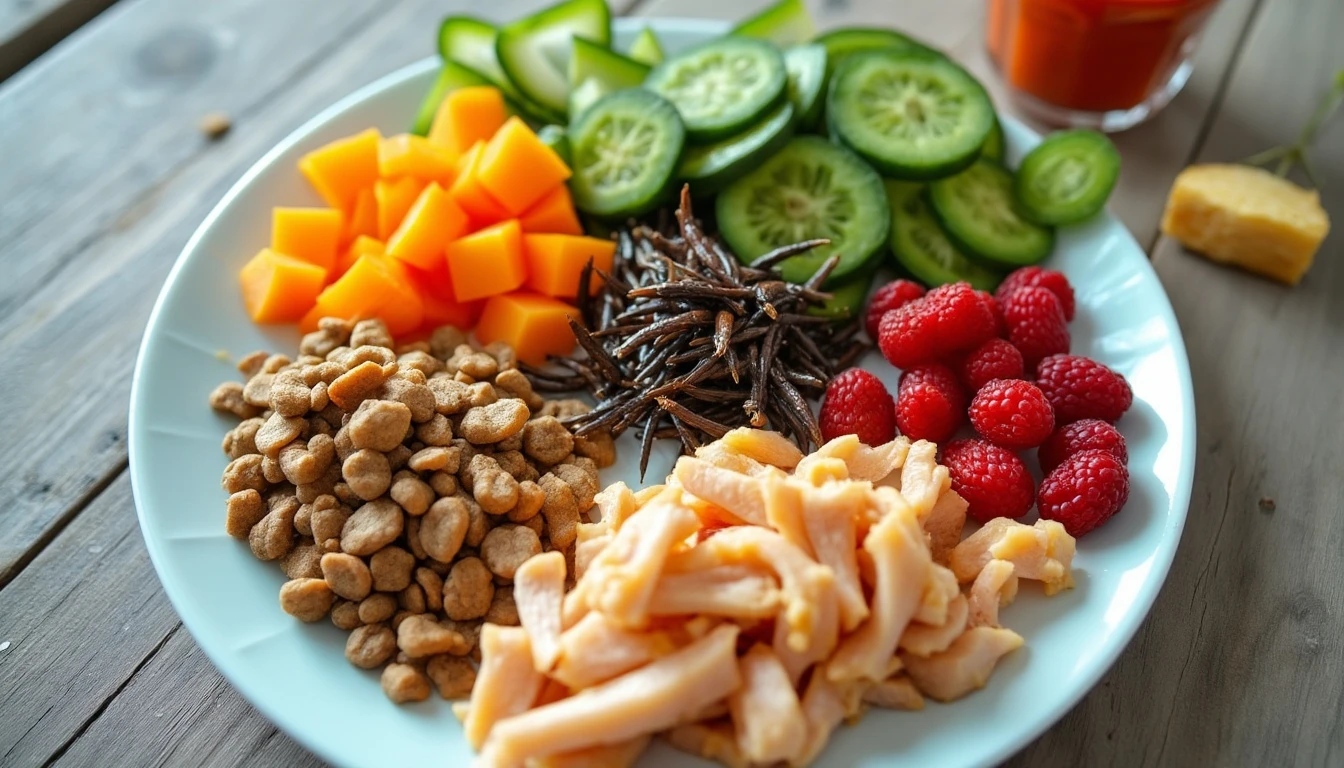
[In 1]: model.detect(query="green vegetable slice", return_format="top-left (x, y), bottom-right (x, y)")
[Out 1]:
top-left (567, 37), bottom-right (649, 119)
top-left (437, 16), bottom-right (564, 125)
top-left (627, 27), bottom-right (665, 65)
top-left (784, 44), bottom-right (827, 131)
top-left (885, 181), bottom-right (1003, 291)
top-left (731, 0), bottom-right (817, 47)
top-left (569, 88), bottom-right (686, 218)
top-left (412, 61), bottom-right (497, 135)
top-left (496, 0), bottom-right (612, 116)
top-left (644, 37), bottom-right (788, 143)
top-left (1014, 129), bottom-right (1120, 225)
top-left (680, 101), bottom-right (795, 196)
top-left (927, 160), bottom-right (1055, 268)
top-left (807, 272), bottom-right (874, 320)
top-left (537, 124), bottom-right (572, 166)
top-left (981, 115), bottom-right (1006, 163)
top-left (828, 50), bottom-right (995, 180)
top-left (815, 27), bottom-right (937, 81)
top-left (716, 136), bottom-right (890, 285)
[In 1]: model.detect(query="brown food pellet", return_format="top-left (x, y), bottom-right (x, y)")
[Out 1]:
top-left (347, 623), bottom-right (397, 669)
top-left (261, 455), bottom-right (286, 484)
top-left (484, 586), bottom-right (519, 626)
top-left (397, 615), bottom-right (467, 658)
top-left (399, 583), bottom-right (427, 614)
top-left (415, 567), bottom-right (443, 613)
top-left (348, 399), bottom-right (412, 453)
top-left (470, 455), bottom-right (519, 515)
top-left (370, 546), bottom-right (415, 592)
top-left (210, 381), bottom-right (261, 419)
top-left (350, 319), bottom-right (394, 349)
top-left (278, 578), bottom-right (335, 622)
top-left (222, 454), bottom-right (267, 495)
top-left (507, 480), bottom-right (546, 523)
top-left (321, 552), bottom-right (373, 601)
top-left (386, 444), bottom-right (413, 472)
top-left (269, 369), bottom-right (312, 418)
top-left (522, 416), bottom-right (575, 466)
top-left (480, 525), bottom-right (541, 580)
top-left (341, 499), bottom-right (404, 556)
top-left (342, 449), bottom-right (392, 501)
top-left (280, 543), bottom-right (324, 580)
top-left (222, 418), bottom-right (264, 460)
top-left (380, 376), bottom-right (437, 424)
top-left (358, 593), bottom-right (398, 624)
top-left (328, 361), bottom-right (387, 411)
top-left (381, 663), bottom-right (432, 704)
top-left (420, 497), bottom-right (469, 563)
top-left (249, 503), bottom-right (297, 561)
top-left (200, 111), bottom-right (231, 139)
top-left (430, 326), bottom-right (468, 359)
top-left (331, 600), bottom-right (362, 630)
top-left (242, 372), bottom-right (274, 408)
top-left (442, 557), bottom-right (494, 621)
top-left (415, 414), bottom-right (454, 447)
top-left (225, 489), bottom-right (266, 539)
top-left (429, 471), bottom-right (459, 498)
top-left (255, 412), bottom-right (305, 457)
top-left (426, 656), bottom-right (477, 700)
top-left (463, 497), bottom-right (491, 548)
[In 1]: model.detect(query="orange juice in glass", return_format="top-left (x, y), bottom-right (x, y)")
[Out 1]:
top-left (987, 0), bottom-right (1220, 130)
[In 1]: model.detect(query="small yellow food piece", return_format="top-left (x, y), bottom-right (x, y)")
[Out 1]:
top-left (1161, 163), bottom-right (1330, 285)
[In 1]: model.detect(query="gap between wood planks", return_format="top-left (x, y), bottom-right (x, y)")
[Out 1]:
top-left (0, 0), bottom-right (121, 82)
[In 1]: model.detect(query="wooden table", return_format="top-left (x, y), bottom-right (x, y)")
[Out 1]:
top-left (0, 0), bottom-right (1339, 765)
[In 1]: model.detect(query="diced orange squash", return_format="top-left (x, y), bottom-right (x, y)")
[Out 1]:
top-left (448, 141), bottom-right (514, 227)
top-left (375, 176), bottom-right (428, 241)
top-left (518, 184), bottom-right (583, 236)
top-left (379, 133), bottom-right (457, 186)
top-left (239, 248), bottom-right (327, 324)
top-left (333, 235), bottom-right (385, 281)
top-left (427, 86), bottom-right (508, 157)
top-left (343, 187), bottom-right (379, 244)
top-left (522, 234), bottom-right (616, 299)
top-left (386, 182), bottom-right (471, 271)
top-left (407, 261), bottom-right (485, 331)
top-left (313, 253), bottom-right (423, 336)
top-left (299, 303), bottom-right (326, 334)
top-left (270, 207), bottom-right (343, 272)
top-left (298, 128), bottom-right (381, 213)
top-left (476, 117), bottom-right (572, 215)
top-left (475, 292), bottom-right (578, 365)
top-left (444, 219), bottom-right (526, 302)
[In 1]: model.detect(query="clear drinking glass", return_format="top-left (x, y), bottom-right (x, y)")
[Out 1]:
top-left (986, 0), bottom-right (1220, 131)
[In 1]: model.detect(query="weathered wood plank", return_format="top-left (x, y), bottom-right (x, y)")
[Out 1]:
top-left (0, 0), bottom-right (119, 81)
top-left (635, 0), bottom-right (1261, 248)
top-left (1010, 0), bottom-right (1344, 763)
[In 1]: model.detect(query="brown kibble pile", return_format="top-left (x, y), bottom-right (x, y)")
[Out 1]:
top-left (210, 319), bottom-right (613, 705)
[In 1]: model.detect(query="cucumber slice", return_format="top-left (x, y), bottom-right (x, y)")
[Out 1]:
top-left (828, 50), bottom-right (995, 180)
top-left (569, 88), bottom-right (685, 218)
top-left (784, 44), bottom-right (827, 131)
top-left (927, 160), bottom-right (1055, 268)
top-left (627, 27), bottom-right (665, 65)
top-left (815, 27), bottom-right (937, 81)
top-left (716, 136), bottom-right (890, 285)
top-left (885, 180), bottom-right (1003, 291)
top-left (567, 38), bottom-right (649, 119)
top-left (412, 61), bottom-right (496, 135)
top-left (537, 124), bottom-right (572, 166)
top-left (644, 37), bottom-right (788, 143)
top-left (732, 0), bottom-right (817, 47)
top-left (497, 0), bottom-right (612, 116)
top-left (981, 115), bottom-right (1006, 163)
top-left (1014, 129), bottom-right (1120, 225)
top-left (807, 272), bottom-right (874, 320)
top-left (680, 101), bottom-right (795, 196)
top-left (438, 16), bottom-right (564, 125)
top-left (568, 78), bottom-right (606, 121)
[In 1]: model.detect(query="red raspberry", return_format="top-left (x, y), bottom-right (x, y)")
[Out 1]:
top-left (819, 368), bottom-right (897, 446)
top-left (997, 266), bottom-right (1076, 321)
top-left (1038, 419), bottom-right (1128, 473)
top-left (941, 439), bottom-right (1035, 523)
top-left (865, 279), bottom-right (925, 341)
top-left (1002, 286), bottom-right (1070, 368)
top-left (976, 290), bottom-right (1007, 337)
top-left (896, 363), bottom-right (967, 443)
top-left (1035, 354), bottom-right (1133, 423)
top-left (968, 379), bottom-right (1055, 449)
top-left (958, 338), bottom-right (1025, 392)
top-left (1038, 449), bottom-right (1130, 536)
top-left (923, 282), bottom-right (998, 352)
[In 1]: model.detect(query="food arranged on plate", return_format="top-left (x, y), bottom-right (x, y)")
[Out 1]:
top-left (206, 0), bottom-right (1148, 764)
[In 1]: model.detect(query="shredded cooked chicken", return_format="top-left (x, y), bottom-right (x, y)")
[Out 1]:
top-left (468, 430), bottom-right (1077, 767)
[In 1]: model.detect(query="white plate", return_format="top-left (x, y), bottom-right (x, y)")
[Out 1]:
top-left (129, 18), bottom-right (1195, 768)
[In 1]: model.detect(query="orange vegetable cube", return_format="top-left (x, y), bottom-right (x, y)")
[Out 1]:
top-left (315, 253), bottom-right (423, 336)
top-left (476, 117), bottom-right (572, 215)
top-left (444, 220), bottom-right (526, 302)
top-left (298, 128), bottom-right (381, 213)
top-left (333, 235), bottom-right (385, 281)
top-left (448, 141), bottom-right (514, 227)
top-left (239, 248), bottom-right (327, 324)
top-left (379, 133), bottom-right (457, 185)
top-left (427, 86), bottom-right (507, 157)
top-left (375, 176), bottom-right (428, 241)
top-left (386, 182), bottom-right (471, 271)
top-left (407, 261), bottom-right (485, 331)
top-left (271, 207), bottom-right (343, 272)
top-left (518, 184), bottom-right (583, 236)
top-left (475, 292), bottom-right (578, 365)
top-left (343, 187), bottom-right (379, 244)
top-left (523, 234), bottom-right (615, 299)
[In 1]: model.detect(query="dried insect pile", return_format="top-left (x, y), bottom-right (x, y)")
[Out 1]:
top-left (524, 188), bottom-right (867, 476)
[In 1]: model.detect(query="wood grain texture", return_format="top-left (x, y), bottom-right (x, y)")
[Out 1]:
top-left (0, 0), bottom-right (118, 80)
top-left (1009, 0), bottom-right (1344, 764)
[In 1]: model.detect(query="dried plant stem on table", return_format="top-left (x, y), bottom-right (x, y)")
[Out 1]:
top-left (523, 187), bottom-right (869, 477)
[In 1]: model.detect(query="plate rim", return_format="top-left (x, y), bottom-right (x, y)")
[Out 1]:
top-left (128, 17), bottom-right (1196, 768)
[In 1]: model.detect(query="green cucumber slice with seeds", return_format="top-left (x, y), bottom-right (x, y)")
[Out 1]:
top-left (981, 115), bottom-right (1006, 163)
top-left (644, 37), bottom-right (788, 143)
top-left (732, 0), bottom-right (817, 47)
top-left (1014, 129), bottom-right (1120, 225)
top-left (828, 50), bottom-right (995, 180)
top-left (716, 136), bottom-right (890, 286)
top-left (569, 88), bottom-right (686, 218)
top-left (412, 61), bottom-right (499, 135)
top-left (927, 160), bottom-right (1055, 268)
top-left (885, 180), bottom-right (1003, 291)
top-left (680, 101), bottom-right (795, 196)
top-left (815, 27), bottom-right (937, 81)
top-left (567, 37), bottom-right (649, 120)
top-left (627, 27), bottom-right (665, 65)
top-left (784, 44), bottom-right (828, 131)
top-left (496, 0), bottom-right (612, 117)
top-left (437, 17), bottom-right (560, 124)
top-left (537, 124), bottom-right (572, 166)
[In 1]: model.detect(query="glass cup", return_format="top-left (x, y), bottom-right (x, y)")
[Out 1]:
top-left (986, 0), bottom-right (1221, 131)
